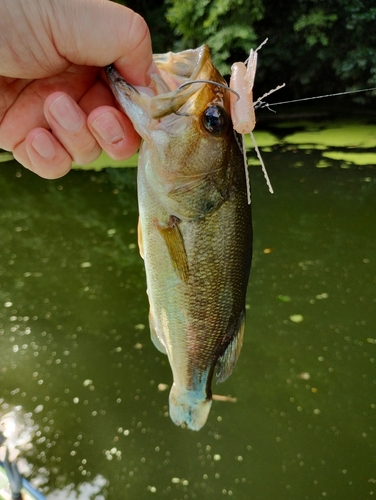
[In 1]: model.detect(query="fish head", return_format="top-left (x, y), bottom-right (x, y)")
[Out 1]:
top-left (106, 46), bottom-right (236, 219)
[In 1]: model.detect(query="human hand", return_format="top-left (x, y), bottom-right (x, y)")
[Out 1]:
top-left (0, 0), bottom-right (154, 178)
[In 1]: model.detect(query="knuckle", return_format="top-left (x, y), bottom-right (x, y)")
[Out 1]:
top-left (70, 139), bottom-right (101, 165)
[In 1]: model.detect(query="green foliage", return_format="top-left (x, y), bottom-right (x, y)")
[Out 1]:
top-left (110, 0), bottom-right (376, 104)
top-left (330, 2), bottom-right (376, 89)
top-left (294, 9), bottom-right (338, 47)
top-left (254, 0), bottom-right (376, 100)
top-left (166, 0), bottom-right (264, 74)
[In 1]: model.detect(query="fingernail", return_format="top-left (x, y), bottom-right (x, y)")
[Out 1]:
top-left (146, 61), bottom-right (160, 80)
top-left (49, 95), bottom-right (82, 132)
top-left (31, 132), bottom-right (56, 159)
top-left (91, 112), bottom-right (125, 144)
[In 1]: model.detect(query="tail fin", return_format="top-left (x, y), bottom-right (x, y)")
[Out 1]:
top-left (169, 384), bottom-right (212, 431)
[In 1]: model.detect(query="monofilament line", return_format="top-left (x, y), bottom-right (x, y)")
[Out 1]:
top-left (255, 86), bottom-right (376, 109)
top-left (240, 135), bottom-right (252, 204)
top-left (249, 131), bottom-right (274, 194)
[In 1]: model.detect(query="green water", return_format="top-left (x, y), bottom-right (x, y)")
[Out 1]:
top-left (0, 119), bottom-right (375, 499)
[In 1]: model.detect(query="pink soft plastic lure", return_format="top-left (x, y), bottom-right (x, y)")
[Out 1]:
top-left (229, 39), bottom-right (285, 200)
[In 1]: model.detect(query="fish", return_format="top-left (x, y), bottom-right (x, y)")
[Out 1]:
top-left (106, 45), bottom-right (252, 431)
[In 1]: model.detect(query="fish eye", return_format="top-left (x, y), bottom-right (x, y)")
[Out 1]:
top-left (202, 105), bottom-right (228, 135)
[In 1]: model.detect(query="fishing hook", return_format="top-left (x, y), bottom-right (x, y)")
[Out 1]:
top-left (177, 80), bottom-right (240, 101)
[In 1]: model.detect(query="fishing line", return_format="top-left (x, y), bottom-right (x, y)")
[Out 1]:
top-left (176, 77), bottom-right (375, 198)
top-left (255, 86), bottom-right (376, 111)
top-left (249, 131), bottom-right (274, 195)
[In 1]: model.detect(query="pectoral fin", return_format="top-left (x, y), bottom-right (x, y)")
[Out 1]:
top-left (155, 216), bottom-right (189, 283)
top-left (215, 311), bottom-right (246, 383)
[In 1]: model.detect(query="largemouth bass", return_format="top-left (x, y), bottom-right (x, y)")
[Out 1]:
top-left (106, 46), bottom-right (252, 431)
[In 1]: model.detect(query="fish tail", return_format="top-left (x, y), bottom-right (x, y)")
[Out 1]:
top-left (169, 383), bottom-right (212, 431)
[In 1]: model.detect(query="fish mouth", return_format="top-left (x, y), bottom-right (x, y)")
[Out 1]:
top-left (105, 64), bottom-right (138, 93)
top-left (169, 383), bottom-right (212, 431)
top-left (105, 45), bottom-right (230, 126)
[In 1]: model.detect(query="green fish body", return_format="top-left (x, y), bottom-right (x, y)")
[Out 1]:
top-left (106, 46), bottom-right (252, 430)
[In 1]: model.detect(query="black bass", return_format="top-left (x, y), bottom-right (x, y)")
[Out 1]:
top-left (106, 46), bottom-right (252, 431)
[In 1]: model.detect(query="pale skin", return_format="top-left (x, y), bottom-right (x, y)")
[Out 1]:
top-left (0, 0), bottom-right (156, 179)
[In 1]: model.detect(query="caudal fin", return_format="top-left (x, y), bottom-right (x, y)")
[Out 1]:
top-left (169, 384), bottom-right (212, 431)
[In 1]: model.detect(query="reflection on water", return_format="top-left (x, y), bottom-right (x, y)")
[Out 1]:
top-left (0, 410), bottom-right (37, 458)
top-left (0, 121), bottom-right (375, 499)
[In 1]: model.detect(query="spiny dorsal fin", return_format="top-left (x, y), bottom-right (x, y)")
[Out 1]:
top-left (216, 311), bottom-right (246, 383)
top-left (155, 215), bottom-right (189, 283)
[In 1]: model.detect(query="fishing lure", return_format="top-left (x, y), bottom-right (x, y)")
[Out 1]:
top-left (230, 39), bottom-right (285, 201)
top-left (177, 40), bottom-right (284, 202)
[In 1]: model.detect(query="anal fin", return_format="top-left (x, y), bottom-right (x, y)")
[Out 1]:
top-left (215, 310), bottom-right (246, 383)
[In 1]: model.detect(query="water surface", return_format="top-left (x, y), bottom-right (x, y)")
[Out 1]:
top-left (0, 120), bottom-right (375, 499)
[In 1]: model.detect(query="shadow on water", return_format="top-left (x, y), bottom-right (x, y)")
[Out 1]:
top-left (0, 118), bottom-right (375, 499)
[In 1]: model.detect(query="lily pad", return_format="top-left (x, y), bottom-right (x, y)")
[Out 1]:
top-left (248, 157), bottom-right (262, 166)
top-left (0, 152), bottom-right (14, 163)
top-left (283, 122), bottom-right (376, 149)
top-left (316, 159), bottom-right (333, 168)
top-left (245, 130), bottom-right (279, 148)
top-left (278, 295), bottom-right (292, 302)
top-left (322, 151), bottom-right (376, 166)
top-left (290, 314), bottom-right (304, 323)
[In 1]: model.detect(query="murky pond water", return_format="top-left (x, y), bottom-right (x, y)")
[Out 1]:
top-left (1, 119), bottom-right (375, 499)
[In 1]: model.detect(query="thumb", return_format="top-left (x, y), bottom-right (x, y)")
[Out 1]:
top-left (51, 0), bottom-right (154, 86)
